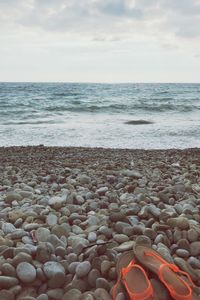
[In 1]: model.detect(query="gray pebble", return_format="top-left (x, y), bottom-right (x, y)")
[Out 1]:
top-left (16, 262), bottom-right (36, 283)
top-left (76, 261), bottom-right (91, 278)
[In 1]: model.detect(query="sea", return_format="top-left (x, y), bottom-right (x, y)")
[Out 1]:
top-left (0, 82), bottom-right (199, 149)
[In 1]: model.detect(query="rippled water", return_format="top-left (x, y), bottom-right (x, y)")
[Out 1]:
top-left (0, 82), bottom-right (200, 148)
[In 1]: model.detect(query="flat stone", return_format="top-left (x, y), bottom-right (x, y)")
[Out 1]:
top-left (35, 228), bottom-right (51, 242)
top-left (16, 262), bottom-right (36, 283)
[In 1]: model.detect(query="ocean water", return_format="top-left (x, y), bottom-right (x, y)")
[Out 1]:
top-left (0, 82), bottom-right (200, 149)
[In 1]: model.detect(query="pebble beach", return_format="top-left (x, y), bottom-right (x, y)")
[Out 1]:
top-left (0, 145), bottom-right (200, 300)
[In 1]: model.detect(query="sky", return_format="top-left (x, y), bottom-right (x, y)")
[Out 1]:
top-left (0, 0), bottom-right (200, 83)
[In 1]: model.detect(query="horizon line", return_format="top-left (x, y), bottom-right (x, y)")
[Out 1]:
top-left (0, 81), bottom-right (200, 84)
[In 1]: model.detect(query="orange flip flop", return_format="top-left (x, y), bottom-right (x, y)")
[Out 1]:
top-left (113, 251), bottom-right (156, 300)
top-left (134, 245), bottom-right (197, 300)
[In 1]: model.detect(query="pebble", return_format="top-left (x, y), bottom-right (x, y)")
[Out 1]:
top-left (0, 276), bottom-right (18, 288)
top-left (176, 249), bottom-right (190, 258)
top-left (76, 261), bottom-right (91, 278)
top-left (96, 277), bottom-right (110, 291)
top-left (190, 241), bottom-right (200, 256)
top-left (47, 214), bottom-right (58, 226)
top-left (62, 289), bottom-right (81, 300)
top-left (0, 290), bottom-right (14, 300)
top-left (94, 288), bottom-right (112, 300)
top-left (16, 262), bottom-right (36, 283)
top-left (88, 232), bottom-right (97, 242)
top-left (43, 261), bottom-right (65, 279)
top-left (1, 147), bottom-right (200, 299)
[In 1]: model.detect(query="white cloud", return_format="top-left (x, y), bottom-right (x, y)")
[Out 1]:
top-left (0, 0), bottom-right (200, 39)
top-left (0, 0), bottom-right (200, 82)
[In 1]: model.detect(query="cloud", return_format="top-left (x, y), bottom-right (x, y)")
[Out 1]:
top-left (0, 0), bottom-right (200, 40)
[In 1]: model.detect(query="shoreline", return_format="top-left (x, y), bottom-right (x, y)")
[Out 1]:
top-left (0, 145), bottom-right (200, 298)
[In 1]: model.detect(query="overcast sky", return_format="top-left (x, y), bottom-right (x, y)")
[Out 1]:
top-left (0, 0), bottom-right (200, 82)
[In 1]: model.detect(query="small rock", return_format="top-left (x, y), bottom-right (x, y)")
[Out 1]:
top-left (0, 276), bottom-right (18, 288)
top-left (62, 289), bottom-right (82, 300)
top-left (94, 288), bottom-right (112, 300)
top-left (36, 242), bottom-right (53, 263)
top-left (76, 261), bottom-right (91, 278)
top-left (176, 249), bottom-right (190, 258)
top-left (5, 192), bottom-right (22, 204)
top-left (16, 262), bottom-right (36, 283)
top-left (43, 261), bottom-right (65, 279)
top-left (187, 228), bottom-right (199, 242)
top-left (190, 241), bottom-right (200, 256)
top-left (47, 289), bottom-right (64, 300)
top-left (47, 214), bottom-right (58, 226)
top-left (96, 187), bottom-right (108, 196)
top-left (2, 223), bottom-right (16, 234)
top-left (35, 228), bottom-right (51, 242)
top-left (96, 278), bottom-right (110, 291)
top-left (0, 290), bottom-right (14, 300)
top-left (121, 170), bottom-right (142, 178)
top-left (113, 234), bottom-right (129, 244)
top-left (88, 232), bottom-right (97, 243)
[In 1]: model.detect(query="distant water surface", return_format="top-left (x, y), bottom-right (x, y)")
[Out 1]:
top-left (0, 82), bottom-right (200, 149)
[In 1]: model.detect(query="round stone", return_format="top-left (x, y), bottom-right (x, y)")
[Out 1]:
top-left (16, 262), bottom-right (36, 283)
top-left (75, 261), bottom-right (91, 278)
top-left (88, 232), bottom-right (97, 242)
